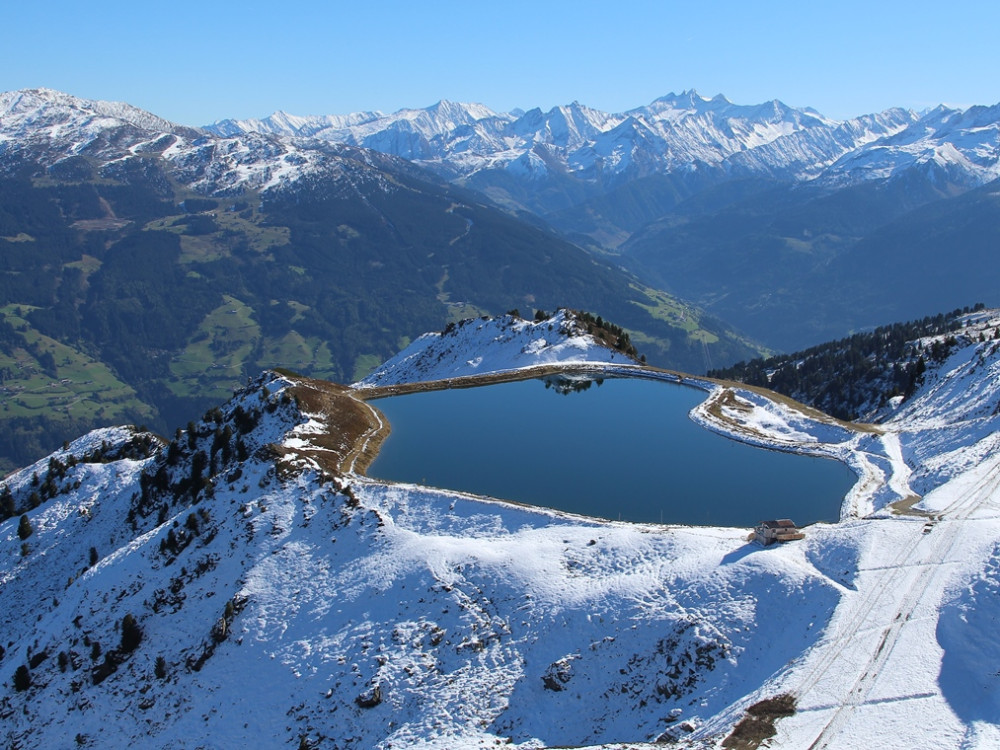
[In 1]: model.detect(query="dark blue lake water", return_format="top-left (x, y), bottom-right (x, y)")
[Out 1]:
top-left (367, 376), bottom-right (855, 527)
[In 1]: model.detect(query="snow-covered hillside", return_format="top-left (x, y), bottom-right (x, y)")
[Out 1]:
top-left (2, 311), bottom-right (1000, 748)
top-left (0, 88), bottom-right (189, 145)
top-left (354, 309), bottom-right (639, 388)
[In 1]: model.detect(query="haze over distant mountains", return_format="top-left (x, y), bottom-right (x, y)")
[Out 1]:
top-left (207, 90), bottom-right (1000, 211)
top-left (208, 91), bottom-right (1000, 347)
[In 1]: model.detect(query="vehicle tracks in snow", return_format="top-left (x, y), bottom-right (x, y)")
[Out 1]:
top-left (799, 454), bottom-right (1000, 749)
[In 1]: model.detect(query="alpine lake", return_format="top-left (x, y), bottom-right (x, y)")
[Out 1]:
top-left (366, 374), bottom-right (856, 527)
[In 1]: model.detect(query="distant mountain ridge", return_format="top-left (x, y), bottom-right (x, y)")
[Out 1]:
top-left (0, 88), bottom-right (426, 196)
top-left (0, 88), bottom-right (193, 143)
top-left (206, 93), bottom-right (1000, 338)
top-left (205, 92), bottom-right (1000, 197)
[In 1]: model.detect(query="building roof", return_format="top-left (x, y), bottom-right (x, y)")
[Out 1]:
top-left (758, 519), bottom-right (798, 529)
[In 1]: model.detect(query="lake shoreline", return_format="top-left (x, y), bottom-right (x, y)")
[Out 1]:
top-left (359, 366), bottom-right (865, 526)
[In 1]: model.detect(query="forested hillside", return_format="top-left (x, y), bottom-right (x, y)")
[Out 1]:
top-left (708, 305), bottom-right (987, 420)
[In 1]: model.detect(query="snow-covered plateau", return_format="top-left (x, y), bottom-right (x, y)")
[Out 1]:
top-left (2, 310), bottom-right (1000, 749)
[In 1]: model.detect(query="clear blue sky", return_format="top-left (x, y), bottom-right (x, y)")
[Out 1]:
top-left (4, 0), bottom-right (998, 125)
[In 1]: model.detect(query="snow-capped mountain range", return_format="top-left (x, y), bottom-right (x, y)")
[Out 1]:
top-left (5, 87), bottom-right (997, 205)
top-left (0, 88), bottom-right (424, 200)
top-left (207, 90), bottom-right (1000, 190)
top-left (3, 86), bottom-right (999, 240)
top-left (3, 309), bottom-right (1000, 748)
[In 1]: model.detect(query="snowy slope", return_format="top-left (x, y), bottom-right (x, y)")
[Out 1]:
top-left (354, 310), bottom-right (638, 388)
top-left (0, 371), bottom-right (843, 749)
top-left (819, 103), bottom-right (1000, 188)
top-left (726, 107), bottom-right (918, 179)
top-left (0, 88), bottom-right (190, 145)
top-left (2, 312), bottom-right (1000, 748)
top-left (741, 313), bottom-right (1000, 749)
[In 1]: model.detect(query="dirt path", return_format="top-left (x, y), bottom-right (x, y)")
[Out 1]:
top-left (275, 374), bottom-right (392, 476)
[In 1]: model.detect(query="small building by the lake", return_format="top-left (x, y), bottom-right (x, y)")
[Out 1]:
top-left (754, 519), bottom-right (805, 546)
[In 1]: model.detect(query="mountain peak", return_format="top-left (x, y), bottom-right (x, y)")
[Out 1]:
top-left (651, 89), bottom-right (707, 106)
top-left (0, 87), bottom-right (186, 137)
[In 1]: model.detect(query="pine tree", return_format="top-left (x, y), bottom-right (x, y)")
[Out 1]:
top-left (0, 485), bottom-right (14, 519)
top-left (121, 613), bottom-right (143, 653)
top-left (13, 664), bottom-right (31, 691)
top-left (17, 514), bottom-right (33, 540)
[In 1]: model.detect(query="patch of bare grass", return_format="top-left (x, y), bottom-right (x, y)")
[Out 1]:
top-left (271, 374), bottom-right (391, 477)
top-left (722, 693), bottom-right (797, 749)
top-left (889, 494), bottom-right (933, 517)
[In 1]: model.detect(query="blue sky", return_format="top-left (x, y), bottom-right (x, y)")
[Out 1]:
top-left (4, 0), bottom-right (998, 125)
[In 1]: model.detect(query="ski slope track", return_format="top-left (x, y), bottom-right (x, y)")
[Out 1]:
top-left (2, 311), bottom-right (1000, 748)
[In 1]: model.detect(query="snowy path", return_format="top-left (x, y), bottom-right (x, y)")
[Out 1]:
top-left (782, 450), bottom-right (1000, 749)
